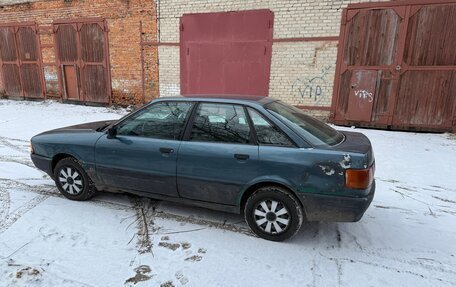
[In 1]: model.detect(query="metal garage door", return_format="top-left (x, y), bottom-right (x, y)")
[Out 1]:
top-left (180, 10), bottom-right (274, 96)
top-left (0, 23), bottom-right (44, 99)
top-left (331, 1), bottom-right (456, 132)
top-left (54, 19), bottom-right (111, 104)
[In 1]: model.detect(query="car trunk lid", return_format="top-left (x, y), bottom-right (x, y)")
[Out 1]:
top-left (331, 131), bottom-right (375, 167)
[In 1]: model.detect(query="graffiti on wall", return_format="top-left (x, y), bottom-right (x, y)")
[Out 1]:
top-left (291, 65), bottom-right (331, 105)
top-left (354, 89), bottom-right (374, 102)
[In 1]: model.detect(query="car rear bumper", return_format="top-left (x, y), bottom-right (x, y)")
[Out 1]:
top-left (298, 181), bottom-right (375, 222)
top-left (31, 154), bottom-right (53, 177)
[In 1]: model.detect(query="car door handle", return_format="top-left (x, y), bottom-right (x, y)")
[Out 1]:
top-left (234, 154), bottom-right (249, 160)
top-left (159, 147), bottom-right (174, 154)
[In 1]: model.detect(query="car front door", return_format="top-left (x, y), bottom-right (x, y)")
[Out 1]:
top-left (95, 101), bottom-right (193, 197)
top-left (177, 102), bottom-right (259, 205)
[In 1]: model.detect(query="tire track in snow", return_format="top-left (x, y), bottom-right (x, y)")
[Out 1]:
top-left (0, 137), bottom-right (29, 154)
top-left (0, 179), bottom-right (132, 212)
top-left (335, 259), bottom-right (343, 287)
top-left (0, 194), bottom-right (49, 234)
top-left (361, 249), bottom-right (456, 277)
top-left (320, 252), bottom-right (456, 286)
top-left (0, 156), bottom-right (37, 170)
top-left (0, 179), bottom-right (252, 238)
top-left (336, 225), bottom-right (456, 278)
top-left (375, 177), bottom-right (456, 217)
top-left (312, 223), bottom-right (456, 284)
top-left (128, 196), bottom-right (160, 254)
top-left (0, 136), bottom-right (28, 143)
top-left (0, 188), bottom-right (10, 225)
top-left (0, 137), bottom-right (36, 169)
top-left (152, 210), bottom-right (253, 237)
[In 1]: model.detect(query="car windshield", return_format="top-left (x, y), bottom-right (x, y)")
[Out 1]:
top-left (265, 101), bottom-right (344, 147)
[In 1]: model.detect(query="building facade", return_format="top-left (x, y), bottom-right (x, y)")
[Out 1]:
top-left (0, 0), bottom-right (384, 115)
top-left (0, 0), bottom-right (455, 131)
top-left (0, 0), bottom-right (158, 106)
top-left (156, 0), bottom-right (387, 119)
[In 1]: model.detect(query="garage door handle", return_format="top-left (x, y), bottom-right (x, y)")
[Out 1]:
top-left (159, 147), bottom-right (174, 154)
top-left (234, 154), bottom-right (249, 160)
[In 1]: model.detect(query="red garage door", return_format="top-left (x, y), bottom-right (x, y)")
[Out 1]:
top-left (0, 23), bottom-right (44, 99)
top-left (54, 19), bottom-right (111, 104)
top-left (180, 10), bottom-right (274, 96)
top-left (331, 1), bottom-right (456, 132)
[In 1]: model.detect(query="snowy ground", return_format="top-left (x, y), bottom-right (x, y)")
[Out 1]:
top-left (0, 99), bottom-right (455, 287)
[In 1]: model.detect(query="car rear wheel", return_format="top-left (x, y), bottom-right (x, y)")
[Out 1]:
top-left (54, 157), bottom-right (96, 201)
top-left (244, 186), bottom-right (303, 241)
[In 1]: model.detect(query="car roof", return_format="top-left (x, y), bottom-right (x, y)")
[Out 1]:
top-left (153, 95), bottom-right (278, 107)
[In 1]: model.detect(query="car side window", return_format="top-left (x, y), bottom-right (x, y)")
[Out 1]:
top-left (247, 108), bottom-right (294, 147)
top-left (190, 103), bottom-right (251, 144)
top-left (116, 102), bottom-right (192, 140)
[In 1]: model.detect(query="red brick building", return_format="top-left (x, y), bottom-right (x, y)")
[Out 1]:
top-left (0, 0), bottom-right (158, 105)
top-left (0, 0), bottom-right (455, 132)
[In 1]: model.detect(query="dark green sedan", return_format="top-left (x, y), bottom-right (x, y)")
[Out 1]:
top-left (31, 96), bottom-right (375, 241)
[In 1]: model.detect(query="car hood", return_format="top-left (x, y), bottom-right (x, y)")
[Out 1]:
top-left (36, 120), bottom-right (116, 136)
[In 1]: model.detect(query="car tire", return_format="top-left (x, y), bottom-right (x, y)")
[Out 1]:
top-left (244, 186), bottom-right (304, 241)
top-left (54, 157), bottom-right (96, 201)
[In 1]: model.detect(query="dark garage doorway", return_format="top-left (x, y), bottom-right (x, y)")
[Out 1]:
top-left (180, 10), bottom-right (274, 96)
top-left (331, 0), bottom-right (456, 132)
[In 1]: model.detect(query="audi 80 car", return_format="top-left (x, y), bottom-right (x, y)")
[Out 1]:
top-left (31, 96), bottom-right (375, 241)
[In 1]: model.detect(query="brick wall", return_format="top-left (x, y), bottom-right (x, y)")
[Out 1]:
top-left (0, 0), bottom-right (391, 112)
top-left (156, 0), bottom-right (387, 118)
top-left (0, 0), bottom-right (158, 105)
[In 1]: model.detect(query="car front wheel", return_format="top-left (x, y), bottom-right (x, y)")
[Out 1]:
top-left (54, 157), bottom-right (96, 201)
top-left (244, 186), bottom-right (304, 241)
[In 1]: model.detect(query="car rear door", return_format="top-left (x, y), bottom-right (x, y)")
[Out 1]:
top-left (95, 101), bottom-right (193, 197)
top-left (177, 102), bottom-right (259, 205)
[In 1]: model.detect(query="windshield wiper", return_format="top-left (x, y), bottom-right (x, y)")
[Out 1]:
top-left (96, 123), bottom-right (111, 132)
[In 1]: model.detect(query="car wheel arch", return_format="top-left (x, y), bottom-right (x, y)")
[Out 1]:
top-left (51, 153), bottom-right (80, 174)
top-left (239, 181), bottom-right (305, 216)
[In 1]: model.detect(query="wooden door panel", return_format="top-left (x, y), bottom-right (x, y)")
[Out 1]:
top-left (2, 64), bottom-right (21, 97)
top-left (54, 21), bottom-right (110, 103)
top-left (0, 25), bottom-right (44, 99)
top-left (55, 25), bottom-right (78, 62)
top-left (393, 71), bottom-right (456, 128)
top-left (404, 4), bottom-right (456, 66)
top-left (81, 65), bottom-right (107, 103)
top-left (343, 9), bottom-right (401, 66)
top-left (345, 70), bottom-right (378, 122)
top-left (63, 65), bottom-right (79, 100)
top-left (20, 64), bottom-right (42, 98)
top-left (333, 2), bottom-right (456, 132)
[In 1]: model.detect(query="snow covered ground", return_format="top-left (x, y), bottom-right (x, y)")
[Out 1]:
top-left (0, 99), bottom-right (455, 287)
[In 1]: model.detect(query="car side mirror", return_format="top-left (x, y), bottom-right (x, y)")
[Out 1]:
top-left (107, 127), bottom-right (117, 139)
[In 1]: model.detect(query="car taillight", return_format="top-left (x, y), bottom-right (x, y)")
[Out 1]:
top-left (30, 142), bottom-right (34, 154)
top-left (345, 167), bottom-right (374, 189)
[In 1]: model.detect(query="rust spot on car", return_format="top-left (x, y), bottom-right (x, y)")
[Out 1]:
top-left (339, 154), bottom-right (352, 169)
top-left (318, 165), bottom-right (336, 176)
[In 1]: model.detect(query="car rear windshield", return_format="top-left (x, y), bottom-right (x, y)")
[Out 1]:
top-left (265, 101), bottom-right (344, 147)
